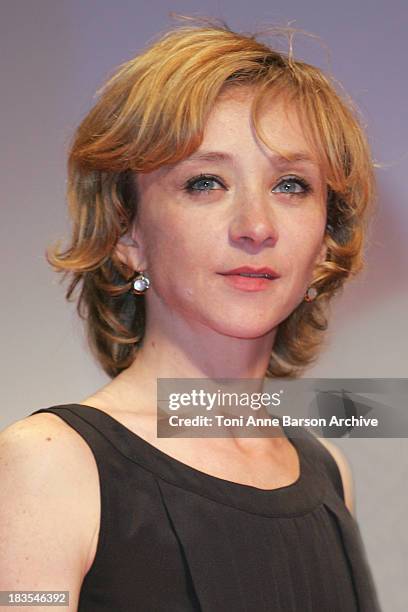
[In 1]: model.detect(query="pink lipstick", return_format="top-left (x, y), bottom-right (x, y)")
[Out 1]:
top-left (218, 266), bottom-right (280, 292)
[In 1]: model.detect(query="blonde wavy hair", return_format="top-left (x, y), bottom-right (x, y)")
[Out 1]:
top-left (47, 16), bottom-right (376, 379)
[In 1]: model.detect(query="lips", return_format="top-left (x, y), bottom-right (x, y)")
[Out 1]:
top-left (219, 266), bottom-right (280, 279)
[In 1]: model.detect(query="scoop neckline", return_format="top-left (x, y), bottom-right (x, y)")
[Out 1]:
top-left (76, 402), bottom-right (303, 492)
top-left (47, 403), bottom-right (326, 516)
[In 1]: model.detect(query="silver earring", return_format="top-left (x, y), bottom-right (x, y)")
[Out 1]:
top-left (304, 286), bottom-right (318, 302)
top-left (132, 271), bottom-right (150, 295)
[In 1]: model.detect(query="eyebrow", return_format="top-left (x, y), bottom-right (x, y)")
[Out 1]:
top-left (175, 150), bottom-right (318, 168)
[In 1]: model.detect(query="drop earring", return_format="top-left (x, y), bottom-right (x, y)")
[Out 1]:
top-left (132, 270), bottom-right (150, 295)
top-left (304, 286), bottom-right (318, 302)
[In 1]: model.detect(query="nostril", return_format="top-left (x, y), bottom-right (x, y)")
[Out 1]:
top-left (229, 214), bottom-right (278, 247)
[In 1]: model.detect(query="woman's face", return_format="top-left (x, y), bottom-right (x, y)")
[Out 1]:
top-left (118, 87), bottom-right (328, 339)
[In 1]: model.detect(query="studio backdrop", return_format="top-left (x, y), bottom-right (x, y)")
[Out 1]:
top-left (1, 1), bottom-right (407, 610)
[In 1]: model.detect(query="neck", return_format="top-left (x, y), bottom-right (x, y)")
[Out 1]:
top-left (104, 306), bottom-right (278, 414)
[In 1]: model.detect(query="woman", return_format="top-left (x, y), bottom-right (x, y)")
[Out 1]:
top-left (0, 18), bottom-right (381, 611)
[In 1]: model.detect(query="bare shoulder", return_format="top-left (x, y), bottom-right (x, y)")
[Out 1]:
top-left (0, 412), bottom-right (100, 601)
top-left (0, 412), bottom-right (101, 498)
top-left (311, 433), bottom-right (355, 517)
top-left (1, 410), bottom-right (93, 456)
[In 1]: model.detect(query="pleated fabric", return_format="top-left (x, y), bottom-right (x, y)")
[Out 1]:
top-left (29, 404), bottom-right (382, 612)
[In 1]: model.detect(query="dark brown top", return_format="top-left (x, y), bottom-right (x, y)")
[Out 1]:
top-left (30, 404), bottom-right (382, 611)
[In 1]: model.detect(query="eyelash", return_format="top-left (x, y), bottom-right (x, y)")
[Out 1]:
top-left (183, 173), bottom-right (312, 197)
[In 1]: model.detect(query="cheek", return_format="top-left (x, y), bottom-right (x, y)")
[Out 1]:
top-left (143, 216), bottom-right (207, 299)
top-left (145, 200), bottom-right (217, 265)
top-left (281, 218), bottom-right (326, 282)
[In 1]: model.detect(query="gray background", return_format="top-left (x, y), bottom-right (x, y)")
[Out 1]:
top-left (1, 1), bottom-right (407, 609)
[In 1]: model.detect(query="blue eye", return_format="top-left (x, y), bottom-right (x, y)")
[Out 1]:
top-left (183, 174), bottom-right (312, 197)
top-left (272, 176), bottom-right (311, 195)
top-left (184, 174), bottom-right (224, 195)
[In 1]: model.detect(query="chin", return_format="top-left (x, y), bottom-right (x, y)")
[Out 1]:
top-left (210, 318), bottom-right (279, 340)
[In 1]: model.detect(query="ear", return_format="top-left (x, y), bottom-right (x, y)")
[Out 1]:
top-left (316, 240), bottom-right (328, 266)
top-left (114, 226), bottom-right (148, 273)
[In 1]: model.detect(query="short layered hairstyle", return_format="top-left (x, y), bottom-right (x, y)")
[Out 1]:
top-left (47, 18), bottom-right (376, 378)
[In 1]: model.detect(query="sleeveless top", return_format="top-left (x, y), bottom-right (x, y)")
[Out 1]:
top-left (29, 404), bottom-right (382, 612)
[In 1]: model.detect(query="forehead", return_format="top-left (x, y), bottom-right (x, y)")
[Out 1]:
top-left (139, 84), bottom-right (325, 188)
top-left (173, 88), bottom-right (321, 173)
top-left (190, 86), bottom-right (320, 169)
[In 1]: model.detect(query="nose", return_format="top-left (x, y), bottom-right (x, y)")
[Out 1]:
top-left (229, 195), bottom-right (278, 251)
